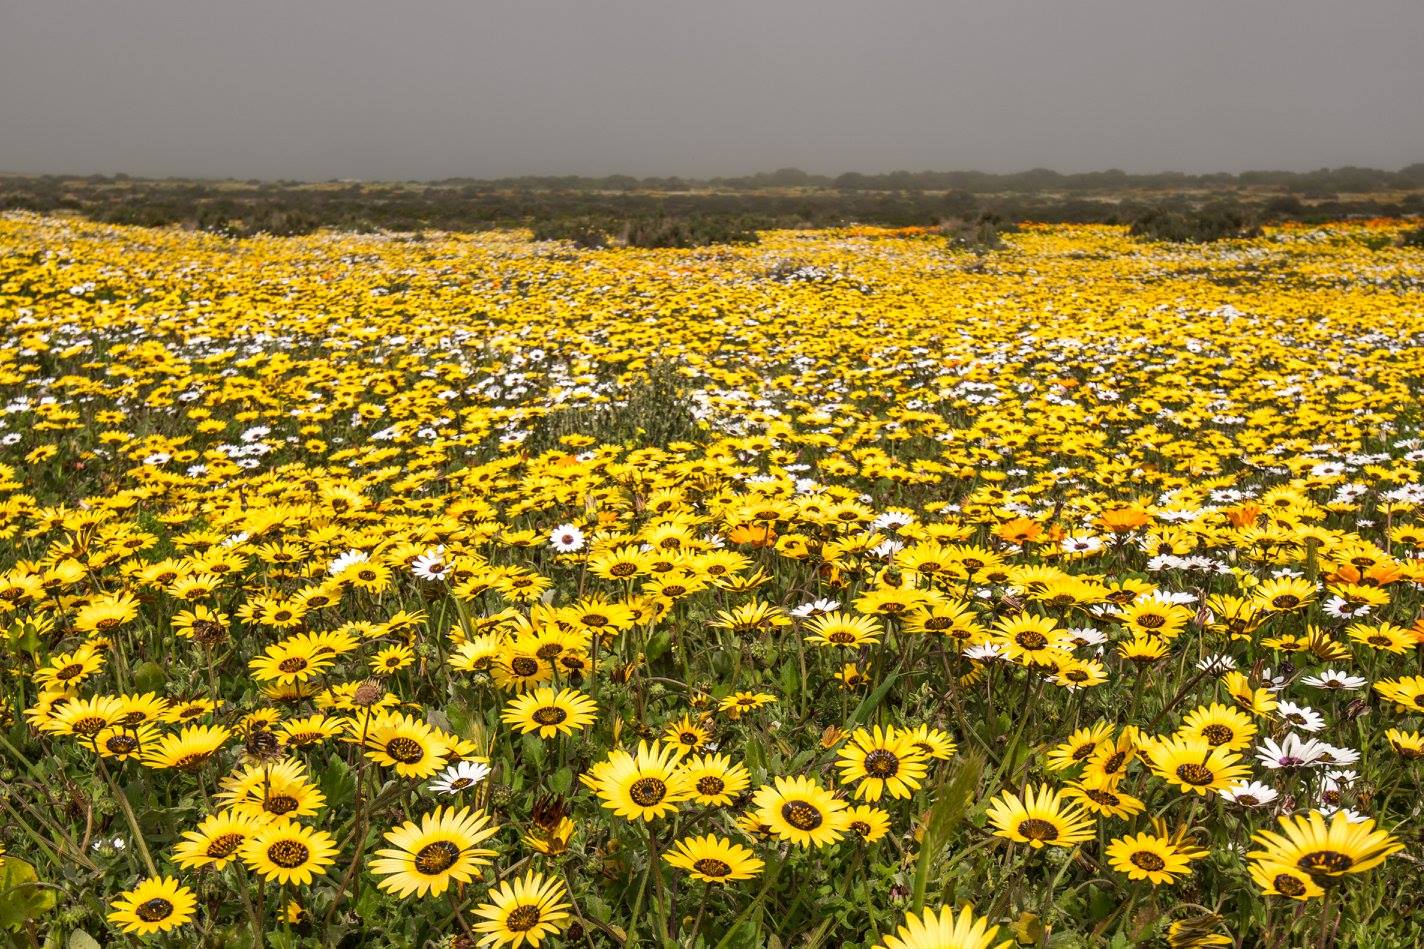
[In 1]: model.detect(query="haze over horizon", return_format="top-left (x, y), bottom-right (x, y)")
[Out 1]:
top-left (3, 0), bottom-right (1422, 182)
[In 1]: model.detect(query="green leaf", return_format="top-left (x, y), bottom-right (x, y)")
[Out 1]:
top-left (779, 659), bottom-right (798, 700)
top-left (446, 698), bottom-right (473, 739)
top-left (848, 670), bottom-right (900, 727)
top-left (909, 751), bottom-right (982, 913)
top-left (582, 893), bottom-right (612, 923)
top-left (267, 929), bottom-right (300, 949)
top-left (550, 766), bottom-right (572, 794)
top-left (318, 756), bottom-right (355, 808)
top-left (133, 660), bottom-right (166, 693)
top-left (522, 732), bottom-right (546, 766)
top-left (68, 932), bottom-right (101, 949)
top-left (0, 858), bottom-right (55, 932)
top-left (645, 630), bottom-right (672, 662)
top-left (721, 920), bottom-right (765, 949)
top-left (1011, 912), bottom-right (1045, 945)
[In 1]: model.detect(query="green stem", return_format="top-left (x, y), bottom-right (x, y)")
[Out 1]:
top-left (99, 759), bottom-right (158, 877)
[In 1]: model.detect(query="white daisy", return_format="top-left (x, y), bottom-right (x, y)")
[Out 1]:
top-left (1220, 781), bottom-right (1279, 807)
top-left (1256, 733), bottom-right (1329, 769)
top-left (411, 546), bottom-right (451, 582)
top-left (1315, 744), bottom-right (1360, 768)
top-left (1275, 700), bottom-right (1325, 733)
top-left (427, 760), bottom-right (492, 795)
top-left (1197, 654), bottom-right (1237, 674)
top-left (791, 598), bottom-right (839, 618)
top-left (549, 524), bottom-right (586, 553)
top-left (329, 549), bottom-right (369, 576)
top-left (1299, 669), bottom-right (1367, 691)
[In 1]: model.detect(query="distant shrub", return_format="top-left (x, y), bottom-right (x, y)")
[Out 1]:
top-left (1128, 202), bottom-right (1261, 243)
top-left (938, 213), bottom-right (1016, 251)
top-left (1399, 225), bottom-right (1424, 248)
top-left (530, 219), bottom-right (611, 249)
top-left (621, 216), bottom-right (759, 249)
top-left (524, 362), bottom-right (702, 452)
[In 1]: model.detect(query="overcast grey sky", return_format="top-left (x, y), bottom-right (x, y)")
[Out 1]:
top-left (2, 0), bottom-right (1421, 180)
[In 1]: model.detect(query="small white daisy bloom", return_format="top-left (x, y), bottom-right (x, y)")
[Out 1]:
top-left (1299, 669), bottom-right (1367, 691)
top-left (1220, 781), bottom-right (1279, 807)
top-left (549, 524), bottom-right (586, 553)
top-left (428, 760), bottom-right (492, 795)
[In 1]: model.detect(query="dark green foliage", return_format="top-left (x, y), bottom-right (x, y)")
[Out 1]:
top-left (1128, 202), bottom-right (1262, 243)
top-left (939, 212), bottom-right (1017, 251)
top-left (621, 216), bottom-right (759, 249)
top-left (1400, 224), bottom-right (1424, 247)
top-left (529, 218), bottom-right (611, 248)
top-left (3, 169), bottom-right (1422, 240)
top-left (524, 362), bottom-right (703, 454)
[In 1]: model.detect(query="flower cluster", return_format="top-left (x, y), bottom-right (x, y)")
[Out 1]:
top-left (0, 215), bottom-right (1420, 945)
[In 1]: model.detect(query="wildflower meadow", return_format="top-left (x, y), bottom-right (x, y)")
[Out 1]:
top-left (1, 213), bottom-right (1423, 947)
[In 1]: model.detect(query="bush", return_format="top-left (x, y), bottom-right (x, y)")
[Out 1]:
top-left (1128, 202), bottom-right (1261, 243)
top-left (621, 216), bottom-right (759, 249)
top-left (939, 213), bottom-right (1016, 251)
top-left (524, 362), bottom-right (703, 453)
top-left (529, 218), bottom-right (611, 249)
top-left (1399, 225), bottom-right (1424, 248)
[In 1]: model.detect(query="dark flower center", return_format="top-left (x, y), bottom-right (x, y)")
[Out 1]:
top-left (72, 716), bottom-right (107, 737)
top-left (781, 800), bottom-right (823, 831)
top-left (1175, 763), bottom-right (1216, 786)
top-left (278, 657), bottom-right (308, 674)
top-left (174, 751), bottom-right (215, 770)
top-left (1200, 724), bottom-right (1233, 746)
top-left (265, 794), bottom-right (299, 815)
top-left (386, 737), bottom-right (425, 763)
top-left (628, 777), bottom-right (667, 807)
top-left (415, 840), bottom-right (461, 874)
top-left (268, 839), bottom-right (310, 868)
top-left (863, 749), bottom-right (900, 778)
top-left (1017, 818), bottom-right (1058, 841)
top-left (511, 657), bottom-right (540, 677)
top-left (1299, 850), bottom-right (1353, 874)
top-left (506, 905), bottom-right (541, 932)
top-left (1274, 873), bottom-right (1307, 896)
top-left (207, 832), bottom-right (244, 858)
top-left (1130, 851), bottom-right (1167, 871)
top-left (696, 776), bottom-right (725, 796)
top-left (136, 897), bottom-right (174, 922)
top-left (693, 858), bottom-right (732, 878)
top-left (106, 734), bottom-right (139, 754)
top-left (532, 706), bottom-right (567, 726)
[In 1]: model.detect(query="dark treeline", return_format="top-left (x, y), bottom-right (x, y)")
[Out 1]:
top-left (3, 166), bottom-right (1423, 244)
top-left (428, 164), bottom-right (1424, 195)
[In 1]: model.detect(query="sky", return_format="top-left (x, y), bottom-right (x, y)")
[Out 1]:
top-left (2, 0), bottom-right (1422, 181)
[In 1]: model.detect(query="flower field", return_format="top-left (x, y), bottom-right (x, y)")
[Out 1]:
top-left (2, 212), bottom-right (1424, 947)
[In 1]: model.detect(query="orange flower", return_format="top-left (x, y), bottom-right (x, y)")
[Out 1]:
top-left (1226, 503), bottom-right (1262, 529)
top-left (1099, 508), bottom-right (1150, 533)
top-left (995, 518), bottom-right (1043, 545)
top-left (727, 523), bottom-right (778, 548)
